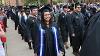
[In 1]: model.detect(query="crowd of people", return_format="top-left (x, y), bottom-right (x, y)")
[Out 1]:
top-left (0, 2), bottom-right (100, 56)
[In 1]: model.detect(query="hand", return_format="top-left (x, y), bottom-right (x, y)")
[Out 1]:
top-left (34, 53), bottom-right (37, 56)
top-left (58, 51), bottom-right (64, 56)
top-left (60, 51), bottom-right (64, 55)
top-left (29, 40), bottom-right (32, 42)
top-left (15, 27), bottom-right (17, 30)
top-left (72, 33), bottom-right (75, 37)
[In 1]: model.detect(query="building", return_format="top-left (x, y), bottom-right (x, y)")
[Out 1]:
top-left (1, 0), bottom-right (100, 6)
top-left (84, 0), bottom-right (100, 3)
top-left (4, 0), bottom-right (24, 6)
top-left (62, 0), bottom-right (100, 3)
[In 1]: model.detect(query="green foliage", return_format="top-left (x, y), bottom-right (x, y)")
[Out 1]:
top-left (24, 0), bottom-right (48, 5)
top-left (24, 0), bottom-right (62, 5)
top-left (0, 0), bottom-right (2, 5)
top-left (40, 0), bottom-right (47, 4)
top-left (53, 0), bottom-right (62, 5)
top-left (24, 0), bottom-right (37, 5)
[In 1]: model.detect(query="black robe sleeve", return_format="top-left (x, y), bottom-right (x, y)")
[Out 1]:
top-left (26, 18), bottom-right (33, 41)
top-left (66, 14), bottom-right (74, 35)
top-left (28, 17), bottom-right (39, 53)
top-left (53, 23), bottom-right (65, 53)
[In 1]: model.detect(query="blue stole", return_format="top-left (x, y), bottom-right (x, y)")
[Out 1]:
top-left (39, 25), bottom-right (60, 56)
top-left (39, 24), bottom-right (45, 56)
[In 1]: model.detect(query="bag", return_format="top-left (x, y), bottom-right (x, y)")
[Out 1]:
top-left (1, 36), bottom-right (6, 43)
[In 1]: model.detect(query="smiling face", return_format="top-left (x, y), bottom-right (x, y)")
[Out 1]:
top-left (31, 8), bottom-right (38, 16)
top-left (43, 11), bottom-right (51, 22)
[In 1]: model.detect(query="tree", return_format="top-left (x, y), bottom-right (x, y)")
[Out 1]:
top-left (24, 0), bottom-right (37, 5)
top-left (0, 0), bottom-right (2, 5)
top-left (40, 0), bottom-right (47, 5)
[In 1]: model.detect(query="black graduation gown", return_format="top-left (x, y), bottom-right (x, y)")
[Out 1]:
top-left (17, 12), bottom-right (25, 35)
top-left (26, 15), bottom-right (39, 48)
top-left (35, 22), bottom-right (65, 56)
top-left (66, 13), bottom-right (74, 46)
top-left (71, 12), bottom-right (85, 51)
top-left (14, 10), bottom-right (20, 30)
top-left (81, 9), bottom-right (90, 26)
top-left (66, 13), bottom-right (74, 34)
top-left (9, 9), bottom-right (19, 30)
top-left (58, 12), bottom-right (68, 43)
top-left (20, 16), bottom-right (28, 42)
top-left (80, 12), bottom-right (100, 56)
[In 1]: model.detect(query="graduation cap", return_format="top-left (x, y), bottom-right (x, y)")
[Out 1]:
top-left (39, 5), bottom-right (52, 13)
top-left (29, 5), bottom-right (38, 11)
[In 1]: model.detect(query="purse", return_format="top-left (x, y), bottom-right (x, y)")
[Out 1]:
top-left (1, 36), bottom-right (6, 43)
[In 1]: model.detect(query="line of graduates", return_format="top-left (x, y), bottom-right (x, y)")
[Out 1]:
top-left (12, 5), bottom-right (65, 56)
top-left (58, 3), bottom-right (86, 56)
top-left (0, 8), bottom-right (7, 32)
top-left (6, 2), bottom-right (100, 56)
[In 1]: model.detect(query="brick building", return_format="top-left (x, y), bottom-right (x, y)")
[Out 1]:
top-left (4, 0), bottom-right (24, 6)
top-left (1, 0), bottom-right (100, 6)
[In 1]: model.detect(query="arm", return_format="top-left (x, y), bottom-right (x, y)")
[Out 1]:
top-left (54, 23), bottom-right (65, 55)
top-left (26, 19), bottom-right (32, 42)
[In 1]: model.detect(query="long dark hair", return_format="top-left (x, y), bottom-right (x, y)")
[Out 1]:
top-left (41, 9), bottom-right (53, 25)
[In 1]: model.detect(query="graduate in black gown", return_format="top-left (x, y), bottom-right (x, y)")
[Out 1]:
top-left (80, 11), bottom-right (100, 56)
top-left (66, 5), bottom-right (75, 47)
top-left (13, 6), bottom-right (21, 30)
top-left (58, 5), bottom-right (69, 49)
top-left (71, 3), bottom-right (85, 56)
top-left (34, 6), bottom-right (65, 56)
top-left (26, 5), bottom-right (39, 49)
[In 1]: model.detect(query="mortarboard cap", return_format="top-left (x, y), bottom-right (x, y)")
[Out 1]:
top-left (39, 5), bottom-right (52, 13)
